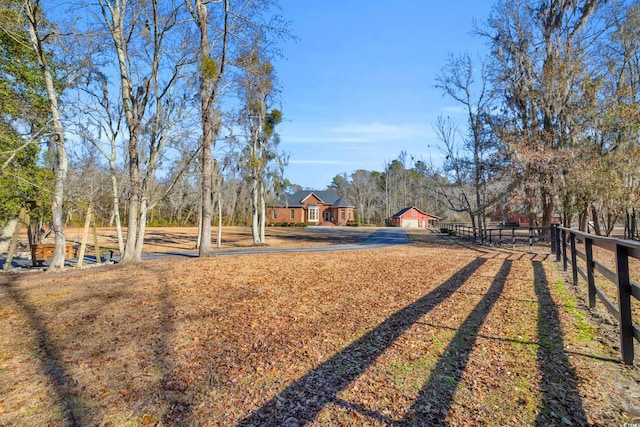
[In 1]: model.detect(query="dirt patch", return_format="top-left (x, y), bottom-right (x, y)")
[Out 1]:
top-left (0, 232), bottom-right (638, 426)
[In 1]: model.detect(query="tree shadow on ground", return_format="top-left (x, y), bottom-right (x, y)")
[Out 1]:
top-left (131, 264), bottom-right (196, 425)
top-left (397, 259), bottom-right (512, 425)
top-left (1, 266), bottom-right (197, 425)
top-left (0, 276), bottom-right (85, 426)
top-left (415, 321), bottom-right (619, 364)
top-left (236, 257), bottom-right (488, 426)
top-left (532, 261), bottom-right (588, 426)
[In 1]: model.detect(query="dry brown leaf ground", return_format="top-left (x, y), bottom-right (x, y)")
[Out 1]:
top-left (1, 228), bottom-right (639, 426)
top-left (62, 226), bottom-right (375, 253)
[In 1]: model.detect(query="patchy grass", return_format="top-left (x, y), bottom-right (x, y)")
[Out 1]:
top-left (0, 231), bottom-right (638, 426)
top-left (555, 280), bottom-right (597, 342)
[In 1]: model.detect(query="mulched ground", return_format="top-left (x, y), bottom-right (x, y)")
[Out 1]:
top-left (0, 229), bottom-right (639, 426)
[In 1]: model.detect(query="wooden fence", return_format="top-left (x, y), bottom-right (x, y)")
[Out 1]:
top-left (435, 222), bottom-right (639, 364)
top-left (552, 225), bottom-right (640, 364)
top-left (436, 223), bottom-right (552, 251)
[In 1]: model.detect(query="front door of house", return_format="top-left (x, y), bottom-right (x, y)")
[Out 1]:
top-left (323, 211), bottom-right (331, 222)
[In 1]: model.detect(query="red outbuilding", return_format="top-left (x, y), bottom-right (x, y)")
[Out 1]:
top-left (391, 206), bottom-right (440, 228)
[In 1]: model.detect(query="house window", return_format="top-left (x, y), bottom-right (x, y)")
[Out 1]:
top-left (273, 209), bottom-right (278, 219)
top-left (340, 209), bottom-right (345, 220)
top-left (308, 206), bottom-right (319, 222)
top-left (411, 209), bottom-right (417, 216)
top-left (290, 209), bottom-right (295, 219)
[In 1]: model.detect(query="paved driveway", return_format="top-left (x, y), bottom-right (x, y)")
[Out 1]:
top-left (1, 228), bottom-right (410, 270)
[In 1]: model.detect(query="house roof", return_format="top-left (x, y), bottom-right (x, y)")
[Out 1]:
top-left (274, 190), bottom-right (354, 208)
top-left (392, 206), bottom-right (440, 219)
top-left (333, 197), bottom-right (353, 208)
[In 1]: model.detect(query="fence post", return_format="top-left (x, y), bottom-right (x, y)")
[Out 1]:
top-left (555, 226), bottom-right (561, 262)
top-left (551, 224), bottom-right (556, 254)
top-left (570, 231), bottom-right (578, 285)
top-left (512, 228), bottom-right (516, 248)
top-left (615, 243), bottom-right (634, 364)
top-left (562, 229), bottom-right (568, 271)
top-left (585, 238), bottom-right (596, 308)
top-left (489, 229), bottom-right (492, 246)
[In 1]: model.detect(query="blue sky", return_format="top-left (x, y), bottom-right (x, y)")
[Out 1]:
top-left (273, 1), bottom-right (494, 190)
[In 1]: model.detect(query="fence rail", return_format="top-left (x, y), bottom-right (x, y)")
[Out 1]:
top-left (435, 222), bottom-right (551, 251)
top-left (435, 222), bottom-right (640, 364)
top-left (553, 225), bottom-right (640, 365)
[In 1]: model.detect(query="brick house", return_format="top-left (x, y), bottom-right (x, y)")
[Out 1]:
top-left (268, 190), bottom-right (355, 226)
top-left (391, 206), bottom-right (439, 228)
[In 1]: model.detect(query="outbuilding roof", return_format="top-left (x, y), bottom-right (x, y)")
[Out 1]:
top-left (392, 206), bottom-right (440, 219)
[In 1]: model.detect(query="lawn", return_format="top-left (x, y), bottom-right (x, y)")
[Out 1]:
top-left (0, 228), bottom-right (638, 426)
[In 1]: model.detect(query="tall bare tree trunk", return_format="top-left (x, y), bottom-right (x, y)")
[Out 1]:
top-left (259, 181), bottom-right (266, 243)
top-left (24, 0), bottom-right (68, 272)
top-left (251, 177), bottom-right (260, 243)
top-left (134, 197), bottom-right (148, 256)
top-left (196, 194), bottom-right (202, 249)
top-left (200, 125), bottom-right (213, 256)
top-left (187, 0), bottom-right (229, 256)
top-left (122, 196), bottom-right (140, 262)
top-left (110, 173), bottom-right (124, 254)
top-left (101, 0), bottom-right (145, 264)
top-left (214, 160), bottom-right (223, 247)
top-left (217, 190), bottom-right (223, 248)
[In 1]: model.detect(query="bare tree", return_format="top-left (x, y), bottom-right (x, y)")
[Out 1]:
top-left (435, 53), bottom-right (498, 234)
top-left (433, 116), bottom-right (484, 230)
top-left (348, 170), bottom-right (379, 225)
top-left (185, 0), bottom-right (229, 256)
top-left (237, 42), bottom-right (285, 244)
top-left (21, 0), bottom-right (69, 271)
top-left (96, 0), bottom-right (189, 263)
top-left (71, 67), bottom-right (127, 253)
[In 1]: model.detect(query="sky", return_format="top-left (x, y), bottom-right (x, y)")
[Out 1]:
top-left (272, 1), bottom-right (495, 190)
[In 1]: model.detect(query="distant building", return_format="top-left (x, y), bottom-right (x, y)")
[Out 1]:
top-left (489, 206), bottom-right (529, 226)
top-left (267, 190), bottom-right (355, 226)
top-left (489, 206), bottom-right (561, 226)
top-left (391, 206), bottom-right (439, 228)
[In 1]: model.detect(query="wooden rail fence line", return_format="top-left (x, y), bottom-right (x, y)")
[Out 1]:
top-left (553, 225), bottom-right (640, 365)
top-left (435, 222), bottom-right (639, 364)
top-left (436, 222), bottom-right (551, 251)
